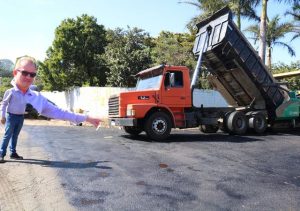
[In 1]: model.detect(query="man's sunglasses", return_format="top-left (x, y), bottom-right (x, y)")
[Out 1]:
top-left (17, 70), bottom-right (37, 78)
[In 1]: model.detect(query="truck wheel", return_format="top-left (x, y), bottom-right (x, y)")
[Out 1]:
top-left (144, 112), bottom-right (172, 141)
top-left (123, 126), bottom-right (143, 136)
top-left (220, 112), bottom-right (231, 133)
top-left (200, 125), bottom-right (219, 133)
top-left (249, 112), bottom-right (267, 134)
top-left (227, 111), bottom-right (248, 135)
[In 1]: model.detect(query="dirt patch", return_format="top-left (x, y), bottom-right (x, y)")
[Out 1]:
top-left (0, 122), bottom-right (74, 211)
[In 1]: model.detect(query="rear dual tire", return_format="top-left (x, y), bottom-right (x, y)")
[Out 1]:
top-left (225, 111), bottom-right (267, 135)
top-left (248, 112), bottom-right (267, 134)
top-left (227, 111), bottom-right (248, 135)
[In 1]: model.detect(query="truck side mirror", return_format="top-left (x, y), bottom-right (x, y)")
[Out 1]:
top-left (164, 72), bottom-right (170, 88)
top-left (164, 72), bottom-right (175, 88)
top-left (169, 73), bottom-right (175, 87)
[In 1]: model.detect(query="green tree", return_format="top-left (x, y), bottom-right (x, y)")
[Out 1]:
top-left (0, 59), bottom-right (14, 77)
top-left (0, 77), bottom-right (13, 100)
top-left (272, 61), bottom-right (300, 90)
top-left (245, 15), bottom-right (295, 69)
top-left (151, 31), bottom-right (195, 69)
top-left (0, 59), bottom-right (14, 99)
top-left (39, 14), bottom-right (108, 91)
top-left (151, 31), bottom-right (213, 89)
top-left (105, 27), bottom-right (153, 87)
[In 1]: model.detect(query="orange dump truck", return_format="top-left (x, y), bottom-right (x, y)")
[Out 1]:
top-left (108, 64), bottom-right (236, 141)
top-left (108, 7), bottom-right (300, 141)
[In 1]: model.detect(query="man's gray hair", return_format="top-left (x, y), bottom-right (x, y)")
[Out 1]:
top-left (14, 55), bottom-right (37, 69)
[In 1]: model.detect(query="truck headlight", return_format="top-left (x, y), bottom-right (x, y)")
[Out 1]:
top-left (126, 108), bottom-right (135, 117)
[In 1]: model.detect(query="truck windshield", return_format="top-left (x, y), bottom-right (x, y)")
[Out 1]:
top-left (136, 75), bottom-right (162, 90)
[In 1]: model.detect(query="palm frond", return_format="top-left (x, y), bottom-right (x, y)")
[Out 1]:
top-left (273, 41), bottom-right (296, 56)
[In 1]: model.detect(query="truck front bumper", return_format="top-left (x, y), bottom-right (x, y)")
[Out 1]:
top-left (109, 118), bottom-right (137, 127)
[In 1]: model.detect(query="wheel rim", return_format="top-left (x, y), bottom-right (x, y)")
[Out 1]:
top-left (236, 117), bottom-right (245, 129)
top-left (152, 118), bottom-right (167, 134)
top-left (255, 118), bottom-right (263, 129)
top-left (254, 115), bottom-right (266, 131)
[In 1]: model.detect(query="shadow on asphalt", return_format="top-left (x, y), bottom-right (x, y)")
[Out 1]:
top-left (121, 132), bottom-right (265, 143)
top-left (120, 127), bottom-right (300, 143)
top-left (6, 159), bottom-right (112, 169)
top-left (265, 128), bottom-right (300, 136)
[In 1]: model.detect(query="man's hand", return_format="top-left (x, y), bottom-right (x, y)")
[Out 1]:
top-left (1, 117), bottom-right (6, 125)
top-left (85, 115), bottom-right (102, 127)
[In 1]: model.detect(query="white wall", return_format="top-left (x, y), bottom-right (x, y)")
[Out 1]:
top-left (193, 89), bottom-right (228, 107)
top-left (41, 87), bottom-right (227, 118)
top-left (41, 87), bottom-right (128, 118)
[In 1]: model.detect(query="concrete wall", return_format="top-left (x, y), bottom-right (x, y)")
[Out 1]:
top-left (193, 89), bottom-right (228, 107)
top-left (41, 87), bottom-right (129, 118)
top-left (41, 87), bottom-right (227, 117)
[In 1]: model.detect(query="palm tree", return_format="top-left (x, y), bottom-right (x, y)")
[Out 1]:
top-left (258, 0), bottom-right (298, 64)
top-left (228, 0), bottom-right (260, 29)
top-left (258, 0), bottom-right (267, 64)
top-left (179, 0), bottom-right (226, 33)
top-left (179, 0), bottom-right (259, 32)
top-left (285, 3), bottom-right (300, 40)
top-left (245, 15), bottom-right (295, 70)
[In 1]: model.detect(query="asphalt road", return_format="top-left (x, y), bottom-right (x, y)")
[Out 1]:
top-left (21, 122), bottom-right (300, 211)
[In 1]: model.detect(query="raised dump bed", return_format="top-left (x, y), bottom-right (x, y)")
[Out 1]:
top-left (193, 7), bottom-right (289, 116)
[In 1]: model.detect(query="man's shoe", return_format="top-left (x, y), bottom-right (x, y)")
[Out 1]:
top-left (0, 156), bottom-right (5, 163)
top-left (10, 153), bottom-right (23, 160)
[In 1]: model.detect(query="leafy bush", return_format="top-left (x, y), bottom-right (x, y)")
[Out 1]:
top-left (272, 61), bottom-right (300, 90)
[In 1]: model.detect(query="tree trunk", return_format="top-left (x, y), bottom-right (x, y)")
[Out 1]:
top-left (259, 0), bottom-right (268, 64)
top-left (237, 4), bottom-right (241, 30)
top-left (266, 46), bottom-right (272, 71)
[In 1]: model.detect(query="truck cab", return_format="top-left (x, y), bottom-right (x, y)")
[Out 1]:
top-left (108, 65), bottom-right (192, 140)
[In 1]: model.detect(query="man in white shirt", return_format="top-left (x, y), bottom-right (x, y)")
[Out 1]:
top-left (0, 56), bottom-right (102, 163)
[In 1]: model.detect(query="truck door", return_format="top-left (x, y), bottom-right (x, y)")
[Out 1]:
top-left (161, 71), bottom-right (187, 107)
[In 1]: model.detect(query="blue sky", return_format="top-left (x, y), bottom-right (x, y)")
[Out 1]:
top-left (0, 0), bottom-right (299, 65)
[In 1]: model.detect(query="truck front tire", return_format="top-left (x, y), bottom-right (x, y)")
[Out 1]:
top-left (144, 112), bottom-right (172, 141)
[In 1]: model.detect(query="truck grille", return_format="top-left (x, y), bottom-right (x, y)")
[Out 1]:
top-left (108, 95), bottom-right (119, 116)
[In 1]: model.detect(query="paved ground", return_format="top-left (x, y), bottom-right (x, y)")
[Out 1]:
top-left (0, 120), bottom-right (300, 210)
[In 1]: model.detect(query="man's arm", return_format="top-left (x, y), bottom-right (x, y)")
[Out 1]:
top-left (40, 97), bottom-right (102, 127)
top-left (0, 89), bottom-right (12, 124)
top-left (86, 115), bottom-right (102, 127)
